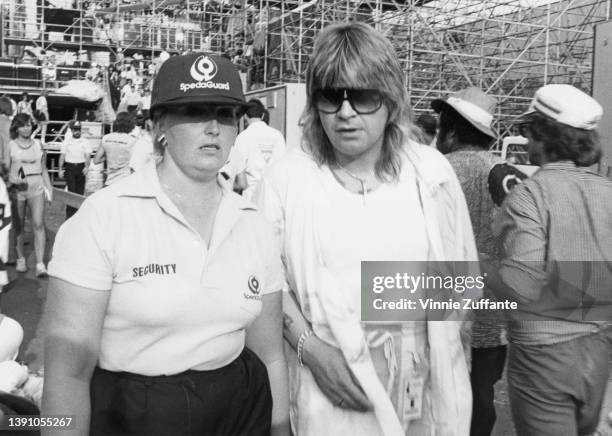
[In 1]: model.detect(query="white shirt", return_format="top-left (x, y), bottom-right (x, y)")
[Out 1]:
top-left (220, 145), bottom-right (246, 187)
top-left (255, 146), bottom-right (478, 435)
top-left (126, 92), bottom-right (141, 107)
top-left (35, 96), bottom-right (48, 115)
top-left (48, 162), bottom-right (283, 375)
top-left (141, 94), bottom-right (151, 111)
top-left (128, 131), bottom-right (155, 172)
top-left (0, 179), bottom-right (10, 287)
top-left (60, 136), bottom-right (90, 164)
top-left (121, 84), bottom-right (133, 100)
top-left (233, 120), bottom-right (286, 201)
top-left (100, 132), bottom-right (135, 185)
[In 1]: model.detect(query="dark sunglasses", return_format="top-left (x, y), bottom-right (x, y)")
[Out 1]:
top-left (174, 105), bottom-right (240, 125)
top-left (313, 88), bottom-right (384, 115)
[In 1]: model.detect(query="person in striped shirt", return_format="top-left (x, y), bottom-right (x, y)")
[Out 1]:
top-left (484, 84), bottom-right (612, 436)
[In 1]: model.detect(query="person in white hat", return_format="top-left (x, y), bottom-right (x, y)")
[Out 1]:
top-left (483, 84), bottom-right (612, 436)
top-left (432, 87), bottom-right (526, 436)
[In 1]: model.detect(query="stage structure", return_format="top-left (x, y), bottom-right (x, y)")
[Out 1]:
top-left (1, 0), bottom-right (610, 147)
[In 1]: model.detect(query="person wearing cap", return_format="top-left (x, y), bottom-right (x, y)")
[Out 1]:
top-left (432, 87), bottom-right (526, 436)
top-left (256, 22), bottom-right (478, 436)
top-left (58, 120), bottom-right (91, 219)
top-left (41, 53), bottom-right (289, 436)
top-left (482, 84), bottom-right (612, 436)
top-left (230, 98), bottom-right (286, 200)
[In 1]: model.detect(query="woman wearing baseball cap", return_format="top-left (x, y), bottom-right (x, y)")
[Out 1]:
top-left (42, 54), bottom-right (289, 436)
top-left (256, 22), bottom-right (477, 435)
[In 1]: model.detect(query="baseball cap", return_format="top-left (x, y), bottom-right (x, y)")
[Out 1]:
top-left (519, 84), bottom-right (602, 130)
top-left (150, 53), bottom-right (247, 114)
top-left (69, 120), bottom-right (82, 130)
top-left (432, 87), bottom-right (496, 138)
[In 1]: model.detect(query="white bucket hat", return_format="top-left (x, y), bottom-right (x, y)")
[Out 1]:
top-left (432, 87), bottom-right (497, 138)
top-left (519, 84), bottom-right (602, 130)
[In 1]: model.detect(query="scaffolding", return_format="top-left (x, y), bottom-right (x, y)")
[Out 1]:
top-left (1, 0), bottom-right (609, 143)
top-left (237, 0), bottom-right (610, 144)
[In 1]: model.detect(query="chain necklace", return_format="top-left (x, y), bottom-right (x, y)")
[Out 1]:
top-left (15, 137), bottom-right (33, 150)
top-left (335, 162), bottom-right (375, 204)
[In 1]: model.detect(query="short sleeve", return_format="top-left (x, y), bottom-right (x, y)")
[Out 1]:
top-left (261, 221), bottom-right (284, 296)
top-left (227, 146), bottom-right (247, 175)
top-left (48, 197), bottom-right (114, 290)
top-left (254, 175), bottom-right (288, 294)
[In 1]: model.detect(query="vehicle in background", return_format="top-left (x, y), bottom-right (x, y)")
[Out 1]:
top-left (500, 135), bottom-right (539, 176)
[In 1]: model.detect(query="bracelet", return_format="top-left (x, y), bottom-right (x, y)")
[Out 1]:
top-left (297, 328), bottom-right (314, 367)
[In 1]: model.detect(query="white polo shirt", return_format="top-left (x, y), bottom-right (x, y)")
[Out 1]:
top-left (60, 137), bottom-right (91, 164)
top-left (48, 161), bottom-right (283, 376)
top-left (233, 120), bottom-right (286, 200)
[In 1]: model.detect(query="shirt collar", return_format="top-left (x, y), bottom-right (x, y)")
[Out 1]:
top-left (246, 120), bottom-right (265, 129)
top-left (404, 141), bottom-right (454, 194)
top-left (116, 160), bottom-right (257, 211)
top-left (539, 160), bottom-right (578, 171)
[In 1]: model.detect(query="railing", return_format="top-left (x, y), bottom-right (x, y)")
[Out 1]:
top-left (52, 187), bottom-right (86, 210)
top-left (0, 61), bottom-right (95, 89)
top-left (3, 6), bottom-right (206, 52)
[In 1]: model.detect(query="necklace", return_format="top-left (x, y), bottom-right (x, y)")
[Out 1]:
top-left (335, 162), bottom-right (374, 204)
top-left (16, 138), bottom-right (33, 150)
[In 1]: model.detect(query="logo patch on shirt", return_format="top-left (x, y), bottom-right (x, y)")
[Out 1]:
top-left (244, 275), bottom-right (262, 301)
top-left (248, 275), bottom-right (260, 295)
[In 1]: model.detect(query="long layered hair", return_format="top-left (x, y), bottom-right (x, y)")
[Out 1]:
top-left (301, 22), bottom-right (415, 182)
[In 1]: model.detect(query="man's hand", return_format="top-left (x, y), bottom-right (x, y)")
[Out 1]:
top-left (302, 335), bottom-right (372, 412)
top-left (58, 169), bottom-right (64, 179)
top-left (82, 167), bottom-right (88, 176)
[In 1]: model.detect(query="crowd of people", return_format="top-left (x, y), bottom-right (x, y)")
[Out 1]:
top-left (0, 20), bottom-right (610, 436)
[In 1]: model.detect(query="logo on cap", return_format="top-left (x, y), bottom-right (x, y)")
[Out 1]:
top-left (190, 56), bottom-right (217, 82)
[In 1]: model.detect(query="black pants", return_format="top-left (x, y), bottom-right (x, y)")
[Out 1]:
top-left (65, 162), bottom-right (85, 219)
top-left (90, 348), bottom-right (272, 436)
top-left (469, 345), bottom-right (507, 436)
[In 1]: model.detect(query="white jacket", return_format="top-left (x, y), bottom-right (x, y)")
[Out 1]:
top-left (256, 142), bottom-right (478, 436)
